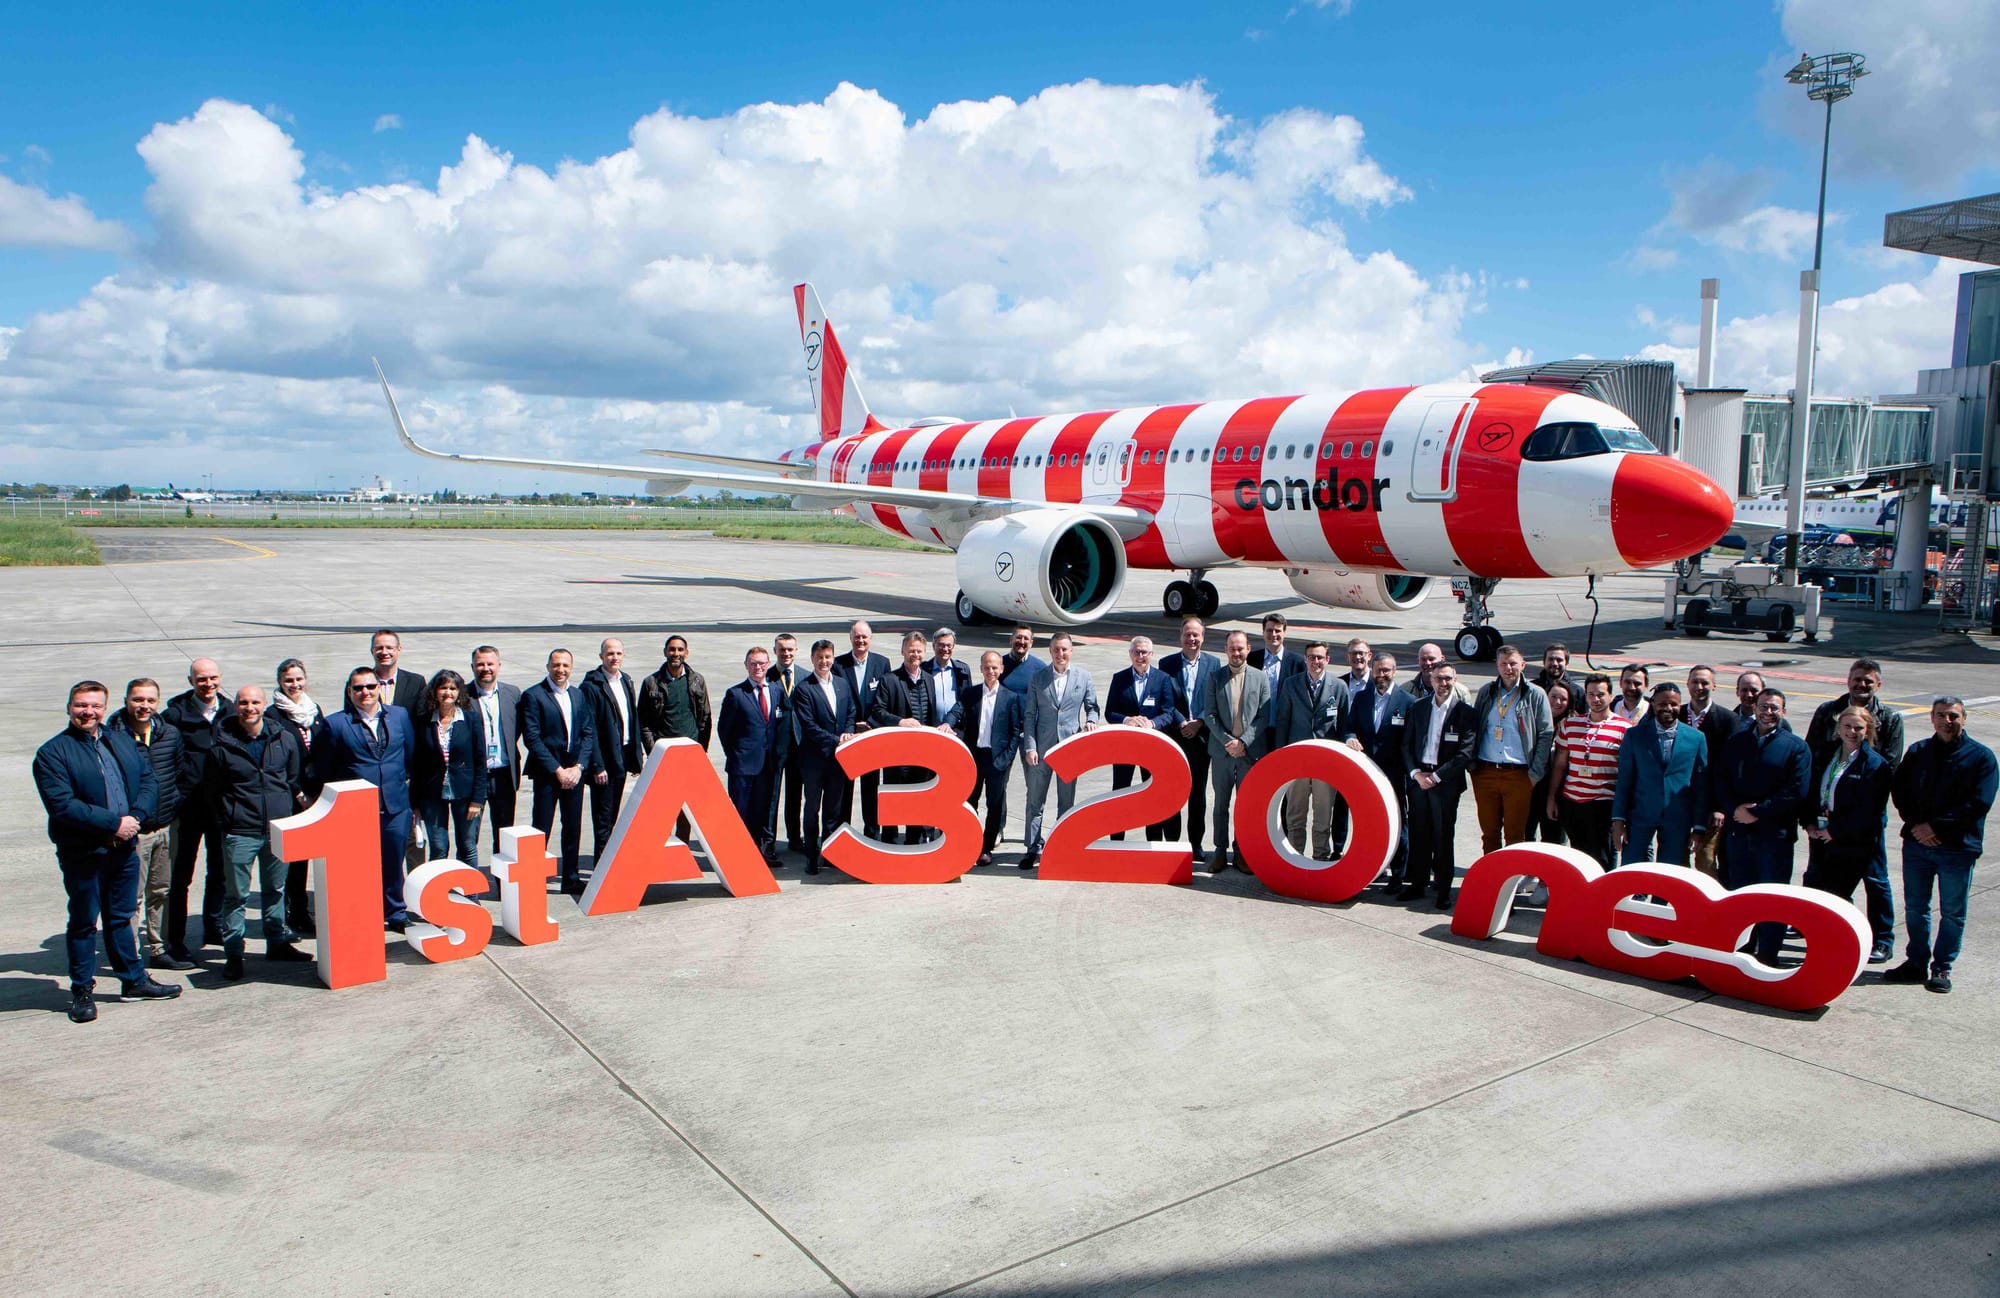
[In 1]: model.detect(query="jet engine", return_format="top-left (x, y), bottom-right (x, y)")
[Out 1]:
top-left (1284, 566), bottom-right (1430, 613)
top-left (955, 510), bottom-right (1127, 625)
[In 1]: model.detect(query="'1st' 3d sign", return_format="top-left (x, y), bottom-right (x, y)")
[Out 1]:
top-left (268, 732), bottom-right (1869, 1011)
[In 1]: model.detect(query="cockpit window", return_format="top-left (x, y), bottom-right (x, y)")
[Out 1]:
top-left (1520, 422), bottom-right (1657, 461)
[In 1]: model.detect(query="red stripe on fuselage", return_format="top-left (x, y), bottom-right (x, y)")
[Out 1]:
top-left (864, 428), bottom-right (920, 538)
top-left (976, 417), bottom-right (1041, 499)
top-left (917, 423), bottom-right (976, 495)
top-left (1312, 387), bottom-right (1410, 569)
top-left (1047, 410), bottom-right (1117, 503)
top-left (1210, 396), bottom-right (1301, 562)
top-left (1117, 404), bottom-right (1198, 568)
top-left (1440, 386), bottom-right (1563, 579)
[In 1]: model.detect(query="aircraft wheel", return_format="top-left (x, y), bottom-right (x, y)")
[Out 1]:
top-left (1163, 581), bottom-right (1196, 619)
top-left (1478, 626), bottom-right (1505, 659)
top-left (1454, 627), bottom-right (1490, 662)
top-left (1682, 598), bottom-right (1711, 637)
top-left (955, 590), bottom-right (987, 626)
top-left (1195, 581), bottom-right (1220, 618)
top-left (1764, 603), bottom-right (1796, 643)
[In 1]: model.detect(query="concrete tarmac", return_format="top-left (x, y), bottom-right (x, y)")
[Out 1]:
top-left (3, 527), bottom-right (1998, 1296)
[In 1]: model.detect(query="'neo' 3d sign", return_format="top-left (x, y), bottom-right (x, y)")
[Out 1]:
top-left (269, 730), bottom-right (1868, 1012)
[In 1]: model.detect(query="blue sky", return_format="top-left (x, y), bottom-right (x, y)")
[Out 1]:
top-left (2, 0), bottom-right (1992, 490)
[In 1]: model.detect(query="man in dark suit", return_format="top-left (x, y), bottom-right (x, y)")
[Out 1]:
top-left (468, 645), bottom-right (523, 867)
top-left (317, 666), bottom-right (419, 928)
top-left (870, 631), bottom-right (963, 844)
top-left (163, 656), bottom-right (233, 956)
top-left (583, 637), bottom-right (642, 863)
top-left (1166, 618), bottom-right (1222, 860)
top-left (1610, 683), bottom-right (1709, 866)
top-left (1714, 687), bottom-right (1813, 963)
top-left (1105, 635), bottom-right (1184, 841)
top-left (769, 633), bottom-right (808, 854)
top-left (520, 648), bottom-right (597, 895)
top-left (1680, 664), bottom-right (1739, 880)
top-left (1400, 662), bottom-right (1477, 908)
top-left (790, 639), bottom-right (856, 874)
top-left (1348, 651), bottom-right (1416, 884)
top-left (1246, 612), bottom-right (1306, 757)
top-left (719, 645), bottom-right (790, 864)
top-left (1271, 642), bottom-right (1352, 859)
top-left (958, 650), bottom-right (1020, 865)
top-left (370, 629), bottom-right (425, 715)
top-left (834, 620), bottom-right (893, 837)
top-left (34, 680), bottom-right (183, 1023)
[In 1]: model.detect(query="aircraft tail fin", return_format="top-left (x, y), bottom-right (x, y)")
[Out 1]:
top-left (794, 283), bottom-right (884, 442)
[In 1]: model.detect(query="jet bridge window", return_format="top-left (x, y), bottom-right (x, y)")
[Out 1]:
top-left (1519, 422), bottom-right (1657, 461)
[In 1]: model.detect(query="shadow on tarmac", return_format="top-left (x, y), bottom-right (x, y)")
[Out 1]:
top-left (949, 1155), bottom-right (2000, 1297)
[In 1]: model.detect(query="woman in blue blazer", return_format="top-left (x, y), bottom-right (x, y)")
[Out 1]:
top-left (1802, 705), bottom-right (1893, 923)
top-left (411, 669), bottom-right (489, 868)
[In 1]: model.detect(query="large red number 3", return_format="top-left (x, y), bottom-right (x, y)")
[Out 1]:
top-left (822, 729), bottom-right (982, 883)
top-left (1038, 728), bottom-right (1193, 884)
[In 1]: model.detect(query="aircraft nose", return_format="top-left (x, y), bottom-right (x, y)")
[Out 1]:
top-left (1611, 454), bottom-right (1733, 568)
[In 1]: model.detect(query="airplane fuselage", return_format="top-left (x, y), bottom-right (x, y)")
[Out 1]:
top-left (794, 381), bottom-right (1731, 580)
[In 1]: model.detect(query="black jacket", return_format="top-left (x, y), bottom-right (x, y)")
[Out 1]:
top-left (871, 668), bottom-right (961, 731)
top-left (1403, 697), bottom-right (1478, 792)
top-left (582, 666), bottom-right (644, 777)
top-left (411, 709), bottom-right (491, 807)
top-left (637, 663), bottom-right (712, 752)
top-left (1892, 734), bottom-right (1998, 854)
top-left (204, 717), bottom-right (302, 838)
top-left (34, 725), bottom-right (157, 856)
top-left (163, 688), bottom-right (236, 798)
top-left (106, 710), bottom-right (184, 831)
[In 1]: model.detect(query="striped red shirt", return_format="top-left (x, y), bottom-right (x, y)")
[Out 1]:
top-left (1558, 712), bottom-right (1630, 803)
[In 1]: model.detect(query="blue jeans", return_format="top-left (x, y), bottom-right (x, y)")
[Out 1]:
top-left (221, 833), bottom-right (288, 950)
top-left (1723, 830), bottom-right (1795, 960)
top-left (1902, 841), bottom-right (1975, 973)
top-left (59, 846), bottom-right (143, 993)
top-left (1620, 819), bottom-right (1693, 867)
top-left (418, 798), bottom-right (480, 869)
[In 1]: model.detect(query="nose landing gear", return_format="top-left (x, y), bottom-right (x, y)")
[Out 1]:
top-left (1452, 577), bottom-right (1503, 662)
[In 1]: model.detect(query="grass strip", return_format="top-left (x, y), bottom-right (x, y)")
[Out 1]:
top-left (0, 518), bottom-right (103, 566)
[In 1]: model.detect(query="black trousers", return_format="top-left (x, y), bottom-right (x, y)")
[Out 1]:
top-left (1173, 733), bottom-right (1211, 855)
top-left (1109, 764), bottom-right (1175, 841)
top-left (972, 747), bottom-right (1009, 853)
top-left (590, 770), bottom-right (628, 859)
top-left (840, 767), bottom-right (881, 836)
top-left (486, 765), bottom-right (518, 853)
top-left (800, 754), bottom-right (849, 867)
top-left (779, 751), bottom-right (806, 847)
top-left (167, 806), bottom-right (224, 952)
top-left (531, 777), bottom-right (586, 885)
top-left (1406, 778), bottom-right (1464, 896)
top-left (1558, 797), bottom-right (1615, 869)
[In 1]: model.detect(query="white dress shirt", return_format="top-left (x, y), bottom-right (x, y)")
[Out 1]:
top-left (977, 686), bottom-right (1000, 748)
top-left (548, 679), bottom-right (572, 746)
top-left (1421, 696), bottom-right (1451, 766)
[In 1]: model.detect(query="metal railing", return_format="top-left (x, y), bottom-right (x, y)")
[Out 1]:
top-left (2, 498), bottom-right (831, 526)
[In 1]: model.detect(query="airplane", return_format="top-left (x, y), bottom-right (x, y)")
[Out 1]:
top-left (375, 283), bottom-right (1734, 661)
top-left (165, 482), bottom-right (215, 504)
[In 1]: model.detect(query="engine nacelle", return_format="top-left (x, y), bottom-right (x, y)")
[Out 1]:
top-left (956, 510), bottom-right (1128, 625)
top-left (1284, 566), bottom-right (1430, 613)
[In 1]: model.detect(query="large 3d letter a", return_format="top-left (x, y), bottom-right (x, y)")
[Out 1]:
top-left (580, 739), bottom-right (779, 915)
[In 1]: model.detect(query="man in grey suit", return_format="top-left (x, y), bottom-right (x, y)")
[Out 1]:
top-left (467, 645), bottom-right (522, 877)
top-left (1018, 631), bottom-right (1100, 869)
top-left (1203, 630), bottom-right (1271, 873)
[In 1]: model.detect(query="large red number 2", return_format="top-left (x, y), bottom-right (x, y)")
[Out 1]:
top-left (1039, 728), bottom-right (1193, 884)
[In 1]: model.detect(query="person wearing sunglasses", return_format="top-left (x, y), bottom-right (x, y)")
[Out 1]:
top-left (316, 667), bottom-right (418, 931)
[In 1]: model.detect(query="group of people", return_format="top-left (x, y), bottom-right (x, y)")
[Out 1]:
top-left (34, 616), bottom-right (1995, 1024)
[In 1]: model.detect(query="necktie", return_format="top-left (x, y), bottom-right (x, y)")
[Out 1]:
top-left (372, 716), bottom-right (388, 756)
top-left (1233, 670), bottom-right (1245, 734)
top-left (759, 685), bottom-right (769, 721)
top-left (781, 669), bottom-right (794, 698)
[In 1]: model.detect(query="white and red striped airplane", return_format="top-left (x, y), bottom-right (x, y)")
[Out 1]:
top-left (376, 283), bottom-right (1732, 660)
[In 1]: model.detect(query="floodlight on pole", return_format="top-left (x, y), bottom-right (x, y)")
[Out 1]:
top-left (1779, 50), bottom-right (1866, 581)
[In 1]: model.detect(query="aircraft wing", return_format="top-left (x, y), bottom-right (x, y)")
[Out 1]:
top-left (373, 362), bottom-right (1154, 538)
top-left (1727, 516), bottom-right (1785, 545)
top-left (642, 448), bottom-right (816, 478)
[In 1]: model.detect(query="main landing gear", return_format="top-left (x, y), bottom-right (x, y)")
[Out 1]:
top-left (1452, 577), bottom-right (1503, 662)
top-left (1163, 569), bottom-right (1220, 620)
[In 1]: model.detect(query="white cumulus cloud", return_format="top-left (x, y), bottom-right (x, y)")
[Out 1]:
top-left (0, 84), bottom-right (1485, 488)
top-left (373, 113), bottom-right (403, 133)
top-left (0, 174), bottom-right (131, 252)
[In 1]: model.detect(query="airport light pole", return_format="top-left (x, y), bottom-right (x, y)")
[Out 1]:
top-left (1779, 51), bottom-right (1866, 581)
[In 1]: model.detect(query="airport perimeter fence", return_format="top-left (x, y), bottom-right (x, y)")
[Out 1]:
top-left (2, 498), bottom-right (835, 528)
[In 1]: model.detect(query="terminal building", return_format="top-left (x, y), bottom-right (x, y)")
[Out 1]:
top-left (1489, 193), bottom-right (2000, 626)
